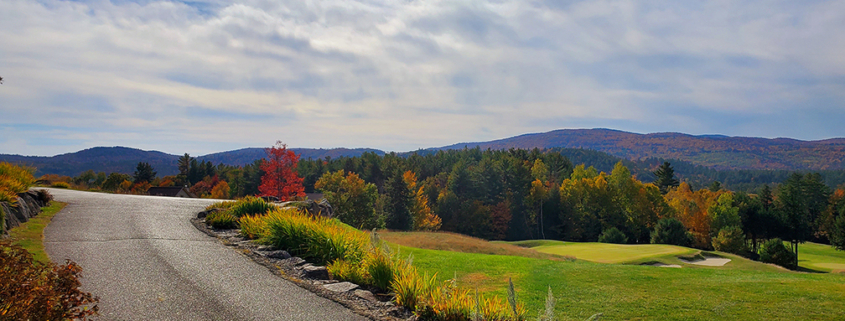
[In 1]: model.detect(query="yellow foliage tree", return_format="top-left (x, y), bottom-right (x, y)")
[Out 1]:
top-left (211, 181), bottom-right (230, 199)
top-left (403, 171), bottom-right (442, 231)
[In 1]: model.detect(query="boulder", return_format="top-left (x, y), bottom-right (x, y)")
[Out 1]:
top-left (302, 264), bottom-right (329, 279)
top-left (324, 282), bottom-right (359, 293)
top-left (278, 199), bottom-right (333, 218)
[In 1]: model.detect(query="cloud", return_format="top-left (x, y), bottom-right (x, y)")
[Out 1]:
top-left (1, 0), bottom-right (844, 156)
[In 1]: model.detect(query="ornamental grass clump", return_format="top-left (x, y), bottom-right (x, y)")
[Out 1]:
top-left (261, 208), bottom-right (367, 265)
top-left (230, 196), bottom-right (275, 217)
top-left (206, 211), bottom-right (237, 229)
top-left (238, 215), bottom-right (268, 239)
top-left (0, 162), bottom-right (35, 205)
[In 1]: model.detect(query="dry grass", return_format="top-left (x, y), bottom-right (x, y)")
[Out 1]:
top-left (379, 231), bottom-right (564, 261)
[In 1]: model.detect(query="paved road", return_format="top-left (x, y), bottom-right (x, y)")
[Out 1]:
top-left (44, 189), bottom-right (368, 320)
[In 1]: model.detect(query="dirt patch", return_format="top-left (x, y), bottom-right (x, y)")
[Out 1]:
top-left (191, 217), bottom-right (413, 321)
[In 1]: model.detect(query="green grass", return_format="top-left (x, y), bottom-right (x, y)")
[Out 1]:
top-left (520, 240), bottom-right (698, 264)
top-left (396, 245), bottom-right (845, 321)
top-left (797, 242), bottom-right (845, 273)
top-left (8, 201), bottom-right (66, 263)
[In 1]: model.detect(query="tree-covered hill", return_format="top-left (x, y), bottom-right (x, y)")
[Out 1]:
top-left (435, 128), bottom-right (845, 170)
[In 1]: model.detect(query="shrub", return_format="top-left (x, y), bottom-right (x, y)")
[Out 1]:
top-left (711, 226), bottom-right (747, 254)
top-left (759, 238), bottom-right (796, 269)
top-left (230, 196), bottom-right (275, 218)
top-left (651, 218), bottom-right (693, 247)
top-left (238, 215), bottom-right (267, 239)
top-left (0, 239), bottom-right (99, 319)
top-left (0, 162), bottom-right (35, 204)
top-left (206, 211), bottom-right (237, 229)
top-left (51, 182), bottom-right (71, 189)
top-left (598, 227), bottom-right (628, 244)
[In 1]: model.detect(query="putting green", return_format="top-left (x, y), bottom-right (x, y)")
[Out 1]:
top-left (531, 241), bottom-right (697, 263)
top-left (796, 242), bottom-right (845, 272)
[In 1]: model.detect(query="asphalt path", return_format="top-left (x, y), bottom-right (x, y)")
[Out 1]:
top-left (43, 188), bottom-right (368, 320)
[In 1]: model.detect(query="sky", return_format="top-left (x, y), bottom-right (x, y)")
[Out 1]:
top-left (2, 0), bottom-right (845, 156)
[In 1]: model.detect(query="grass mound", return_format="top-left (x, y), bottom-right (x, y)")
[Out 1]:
top-left (380, 231), bottom-right (562, 261)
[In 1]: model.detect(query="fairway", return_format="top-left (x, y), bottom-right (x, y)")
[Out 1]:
top-left (527, 240), bottom-right (697, 263)
top-left (400, 245), bottom-right (845, 321)
top-left (797, 242), bottom-right (845, 273)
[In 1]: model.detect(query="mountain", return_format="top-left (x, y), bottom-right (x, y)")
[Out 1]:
top-left (0, 147), bottom-right (385, 177)
top-left (434, 128), bottom-right (845, 170)
top-left (198, 148), bottom-right (385, 167)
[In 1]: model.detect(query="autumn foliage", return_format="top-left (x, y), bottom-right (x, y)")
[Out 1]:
top-left (259, 141), bottom-right (305, 201)
top-left (0, 240), bottom-right (99, 319)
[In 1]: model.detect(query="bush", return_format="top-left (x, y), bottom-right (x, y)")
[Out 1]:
top-left (759, 238), bottom-right (796, 269)
top-left (0, 162), bottom-right (35, 204)
top-left (598, 227), bottom-right (628, 244)
top-left (230, 196), bottom-right (275, 218)
top-left (205, 200), bottom-right (236, 211)
top-left (0, 239), bottom-right (99, 319)
top-left (206, 211), bottom-right (237, 229)
top-left (51, 182), bottom-right (71, 189)
top-left (651, 218), bottom-right (693, 247)
top-left (711, 226), bottom-right (747, 254)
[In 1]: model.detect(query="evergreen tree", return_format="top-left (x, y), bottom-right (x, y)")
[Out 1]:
top-left (177, 153), bottom-right (193, 186)
top-left (133, 162), bottom-right (157, 183)
top-left (384, 168), bottom-right (413, 230)
top-left (653, 161), bottom-right (679, 194)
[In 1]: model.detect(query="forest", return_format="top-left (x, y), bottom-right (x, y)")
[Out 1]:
top-left (41, 145), bottom-right (845, 268)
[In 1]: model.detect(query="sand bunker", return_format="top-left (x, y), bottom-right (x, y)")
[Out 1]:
top-left (680, 257), bottom-right (731, 266)
top-left (646, 262), bottom-right (682, 268)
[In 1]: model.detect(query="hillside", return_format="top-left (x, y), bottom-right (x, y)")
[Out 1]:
top-left (0, 147), bottom-right (385, 176)
top-left (436, 128), bottom-right (845, 170)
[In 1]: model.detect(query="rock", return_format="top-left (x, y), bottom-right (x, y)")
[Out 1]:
top-left (263, 250), bottom-right (291, 260)
top-left (196, 208), bottom-right (222, 219)
top-left (302, 264), bottom-right (329, 279)
top-left (324, 282), bottom-right (359, 293)
top-left (281, 257), bottom-right (307, 266)
top-left (278, 199), bottom-right (334, 218)
top-left (354, 289), bottom-right (377, 302)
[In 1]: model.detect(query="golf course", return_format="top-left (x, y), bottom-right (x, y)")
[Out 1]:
top-left (382, 231), bottom-right (845, 320)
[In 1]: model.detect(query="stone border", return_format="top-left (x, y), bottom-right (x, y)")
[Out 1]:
top-left (191, 217), bottom-right (414, 321)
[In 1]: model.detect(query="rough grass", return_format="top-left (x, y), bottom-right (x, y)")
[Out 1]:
top-left (796, 242), bottom-right (845, 273)
top-left (522, 240), bottom-right (698, 264)
top-left (380, 231), bottom-right (564, 261)
top-left (400, 245), bottom-right (845, 320)
top-left (8, 201), bottom-right (66, 263)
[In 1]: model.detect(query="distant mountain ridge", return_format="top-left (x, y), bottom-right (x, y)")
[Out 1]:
top-left (2, 128), bottom-right (843, 176)
top-left (0, 147), bottom-right (385, 177)
top-left (434, 128), bottom-right (845, 170)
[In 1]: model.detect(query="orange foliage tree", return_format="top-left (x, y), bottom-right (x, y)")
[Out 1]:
top-left (210, 181), bottom-right (230, 199)
top-left (664, 182), bottom-right (723, 248)
top-left (259, 141), bottom-right (305, 201)
top-left (403, 171), bottom-right (442, 231)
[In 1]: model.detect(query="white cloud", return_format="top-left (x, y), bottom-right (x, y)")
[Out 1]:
top-left (1, 0), bottom-right (844, 156)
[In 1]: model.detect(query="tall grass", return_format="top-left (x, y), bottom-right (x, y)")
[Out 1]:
top-left (204, 197), bottom-right (530, 320)
top-left (0, 162), bottom-right (35, 205)
top-left (230, 196), bottom-right (275, 217)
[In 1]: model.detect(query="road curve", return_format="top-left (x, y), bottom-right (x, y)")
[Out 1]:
top-left (44, 188), bottom-right (368, 320)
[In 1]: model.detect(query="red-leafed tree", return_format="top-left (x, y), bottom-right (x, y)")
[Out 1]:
top-left (259, 141), bottom-right (305, 201)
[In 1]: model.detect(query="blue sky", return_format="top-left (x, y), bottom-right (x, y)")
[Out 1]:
top-left (2, 0), bottom-right (844, 156)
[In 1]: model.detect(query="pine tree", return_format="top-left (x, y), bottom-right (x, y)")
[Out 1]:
top-left (653, 161), bottom-right (679, 194)
top-left (133, 162), bottom-right (156, 184)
